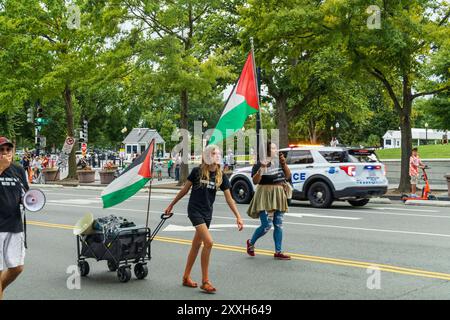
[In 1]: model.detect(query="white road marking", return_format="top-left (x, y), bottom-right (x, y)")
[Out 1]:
top-left (163, 224), bottom-right (258, 232)
top-left (285, 213), bottom-right (360, 220)
top-left (306, 208), bottom-right (450, 219)
top-left (43, 203), bottom-right (450, 238)
top-left (48, 199), bottom-right (101, 205)
top-left (281, 221), bottom-right (450, 239)
top-left (372, 207), bottom-right (440, 213)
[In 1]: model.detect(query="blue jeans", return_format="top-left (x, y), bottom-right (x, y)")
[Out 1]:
top-left (175, 166), bottom-right (180, 181)
top-left (250, 211), bottom-right (284, 253)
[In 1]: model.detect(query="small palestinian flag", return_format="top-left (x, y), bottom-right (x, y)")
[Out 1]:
top-left (208, 51), bottom-right (260, 145)
top-left (101, 139), bottom-right (155, 208)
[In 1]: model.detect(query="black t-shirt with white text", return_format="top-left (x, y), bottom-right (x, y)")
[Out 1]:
top-left (187, 167), bottom-right (231, 218)
top-left (251, 161), bottom-right (286, 185)
top-left (0, 164), bottom-right (29, 232)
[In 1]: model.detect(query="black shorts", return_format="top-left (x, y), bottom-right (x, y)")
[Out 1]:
top-left (188, 214), bottom-right (212, 228)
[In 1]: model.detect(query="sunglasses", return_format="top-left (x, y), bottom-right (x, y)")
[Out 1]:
top-left (0, 147), bottom-right (12, 152)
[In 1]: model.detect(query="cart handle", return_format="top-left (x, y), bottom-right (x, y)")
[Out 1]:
top-left (161, 213), bottom-right (173, 220)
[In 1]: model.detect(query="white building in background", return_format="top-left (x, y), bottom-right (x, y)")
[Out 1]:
top-left (383, 128), bottom-right (448, 149)
top-left (123, 128), bottom-right (166, 160)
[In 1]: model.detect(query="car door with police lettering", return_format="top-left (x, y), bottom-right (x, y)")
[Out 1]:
top-left (286, 150), bottom-right (314, 192)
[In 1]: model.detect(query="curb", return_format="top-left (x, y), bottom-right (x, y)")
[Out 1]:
top-left (32, 184), bottom-right (450, 203)
top-left (405, 200), bottom-right (450, 207)
top-left (369, 198), bottom-right (392, 204)
top-left (34, 184), bottom-right (183, 194)
top-left (383, 195), bottom-right (450, 202)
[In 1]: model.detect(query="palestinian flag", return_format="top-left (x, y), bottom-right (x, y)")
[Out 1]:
top-left (101, 139), bottom-right (155, 208)
top-left (208, 51), bottom-right (259, 145)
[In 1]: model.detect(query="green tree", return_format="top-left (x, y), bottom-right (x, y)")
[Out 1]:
top-left (329, 0), bottom-right (450, 191)
top-left (0, 0), bottom-right (124, 178)
top-left (119, 0), bottom-right (237, 183)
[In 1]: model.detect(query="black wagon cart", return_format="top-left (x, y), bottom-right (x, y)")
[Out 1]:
top-left (76, 213), bottom-right (171, 283)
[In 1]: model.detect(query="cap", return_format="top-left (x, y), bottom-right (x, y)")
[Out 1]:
top-left (0, 137), bottom-right (14, 148)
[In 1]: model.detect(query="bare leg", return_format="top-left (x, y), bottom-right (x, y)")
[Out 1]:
top-left (411, 184), bottom-right (416, 195)
top-left (183, 231), bottom-right (202, 281)
top-left (0, 271), bottom-right (3, 300)
top-left (0, 266), bottom-right (23, 299)
top-left (195, 224), bottom-right (214, 283)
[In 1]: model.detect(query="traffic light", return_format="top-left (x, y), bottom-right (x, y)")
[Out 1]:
top-left (79, 130), bottom-right (85, 143)
top-left (27, 107), bottom-right (34, 123)
top-left (35, 101), bottom-right (44, 124)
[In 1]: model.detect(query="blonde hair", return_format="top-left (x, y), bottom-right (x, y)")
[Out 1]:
top-left (200, 144), bottom-right (223, 189)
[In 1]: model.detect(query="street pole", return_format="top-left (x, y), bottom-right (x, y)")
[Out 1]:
top-left (256, 66), bottom-right (262, 163)
top-left (35, 125), bottom-right (40, 156)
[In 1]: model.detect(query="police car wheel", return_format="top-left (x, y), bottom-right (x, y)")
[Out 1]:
top-left (348, 199), bottom-right (370, 207)
top-left (231, 180), bottom-right (252, 204)
top-left (307, 181), bottom-right (333, 208)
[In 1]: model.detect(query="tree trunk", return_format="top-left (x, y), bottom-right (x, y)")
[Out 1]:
top-left (398, 80), bottom-right (413, 193)
top-left (275, 94), bottom-right (289, 148)
top-left (62, 84), bottom-right (77, 180)
top-left (309, 118), bottom-right (319, 144)
top-left (398, 107), bottom-right (412, 192)
top-left (178, 88), bottom-right (189, 186)
top-left (177, 8), bottom-right (193, 186)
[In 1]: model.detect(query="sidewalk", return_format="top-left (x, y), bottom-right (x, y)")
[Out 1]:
top-left (40, 177), bottom-right (183, 194)
top-left (387, 184), bottom-right (450, 201)
top-left (36, 177), bottom-right (450, 204)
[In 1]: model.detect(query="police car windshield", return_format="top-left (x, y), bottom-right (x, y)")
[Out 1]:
top-left (319, 151), bottom-right (349, 163)
top-left (348, 149), bottom-right (379, 163)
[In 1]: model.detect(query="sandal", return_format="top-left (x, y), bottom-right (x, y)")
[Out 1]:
top-left (200, 280), bottom-right (217, 294)
top-left (182, 276), bottom-right (198, 288)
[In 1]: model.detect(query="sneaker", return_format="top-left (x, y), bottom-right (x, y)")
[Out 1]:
top-left (274, 252), bottom-right (291, 260)
top-left (246, 239), bottom-right (255, 256)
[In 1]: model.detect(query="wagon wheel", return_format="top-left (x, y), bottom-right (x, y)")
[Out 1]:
top-left (107, 260), bottom-right (118, 272)
top-left (134, 263), bottom-right (148, 280)
top-left (117, 266), bottom-right (131, 283)
top-left (78, 261), bottom-right (90, 277)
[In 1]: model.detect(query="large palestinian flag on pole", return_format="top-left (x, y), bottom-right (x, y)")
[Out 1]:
top-left (101, 139), bottom-right (155, 208)
top-left (208, 51), bottom-right (260, 145)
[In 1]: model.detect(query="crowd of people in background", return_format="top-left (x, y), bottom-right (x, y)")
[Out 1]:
top-left (15, 148), bottom-right (240, 184)
top-left (19, 153), bottom-right (57, 183)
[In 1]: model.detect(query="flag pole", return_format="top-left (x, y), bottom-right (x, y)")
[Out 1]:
top-left (250, 38), bottom-right (262, 163)
top-left (145, 140), bottom-right (155, 228)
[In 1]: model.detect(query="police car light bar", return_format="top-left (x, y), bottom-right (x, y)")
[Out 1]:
top-left (364, 165), bottom-right (381, 170)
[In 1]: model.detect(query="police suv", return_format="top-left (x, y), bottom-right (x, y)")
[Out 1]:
top-left (229, 146), bottom-right (388, 208)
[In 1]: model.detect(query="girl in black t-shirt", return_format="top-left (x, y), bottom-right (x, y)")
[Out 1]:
top-left (164, 145), bottom-right (244, 293)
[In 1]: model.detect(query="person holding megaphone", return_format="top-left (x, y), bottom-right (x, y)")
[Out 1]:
top-left (0, 137), bottom-right (29, 300)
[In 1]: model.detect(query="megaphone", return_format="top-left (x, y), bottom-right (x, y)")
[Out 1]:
top-left (73, 213), bottom-right (94, 236)
top-left (23, 189), bottom-right (46, 212)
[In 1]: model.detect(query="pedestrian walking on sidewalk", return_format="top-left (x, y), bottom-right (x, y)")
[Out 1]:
top-left (155, 158), bottom-right (163, 181)
top-left (409, 147), bottom-right (425, 197)
top-left (167, 156), bottom-right (173, 178)
top-left (174, 154), bottom-right (181, 181)
top-left (164, 145), bottom-right (244, 293)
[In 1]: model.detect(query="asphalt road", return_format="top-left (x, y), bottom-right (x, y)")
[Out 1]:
top-left (5, 186), bottom-right (450, 300)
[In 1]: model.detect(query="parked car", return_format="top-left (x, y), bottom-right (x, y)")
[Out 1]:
top-left (229, 146), bottom-right (388, 208)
